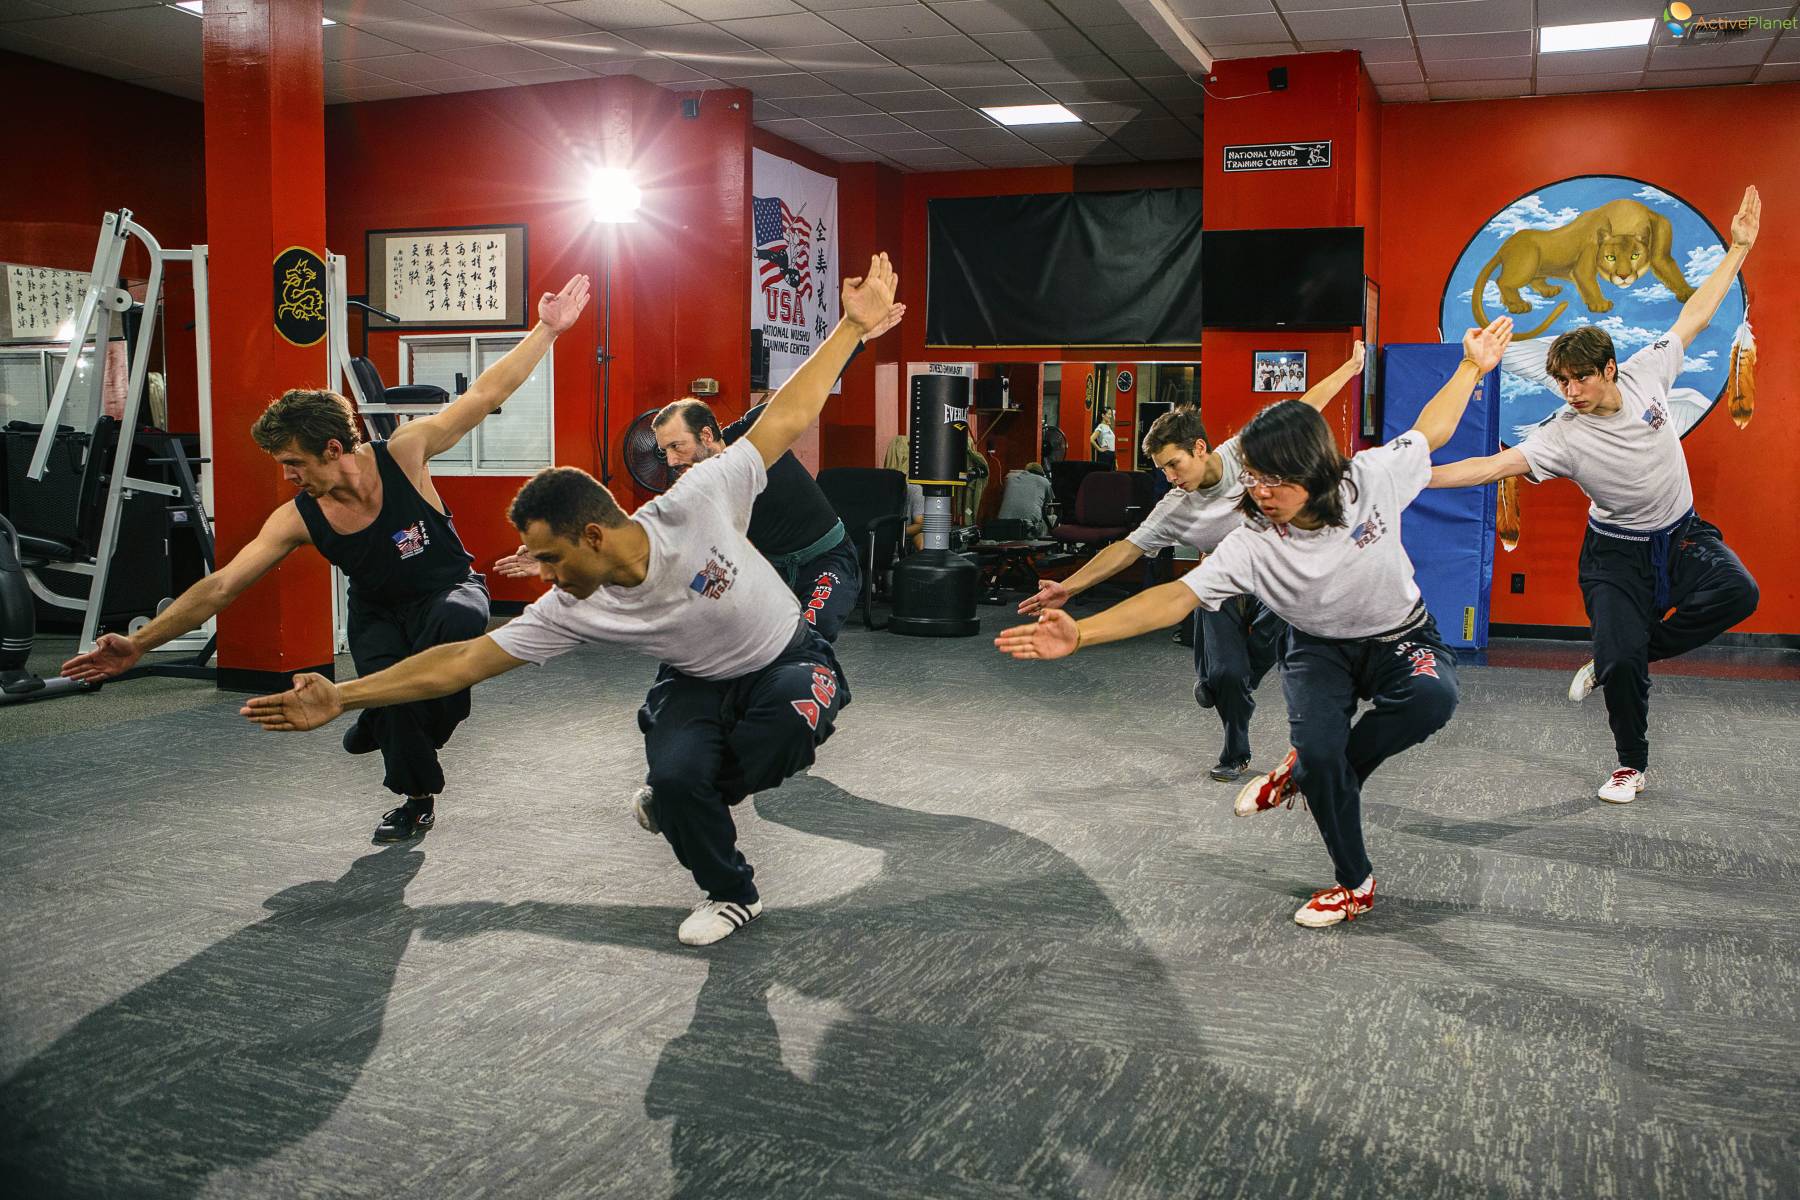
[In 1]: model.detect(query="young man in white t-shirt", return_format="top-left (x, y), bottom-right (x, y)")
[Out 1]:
top-left (1019, 343), bottom-right (1366, 782)
top-left (999, 319), bottom-right (1513, 929)
top-left (242, 254), bottom-right (900, 947)
top-left (1427, 186), bottom-right (1761, 804)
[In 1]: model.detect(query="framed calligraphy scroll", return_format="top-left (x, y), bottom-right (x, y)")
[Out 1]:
top-left (364, 224), bottom-right (528, 330)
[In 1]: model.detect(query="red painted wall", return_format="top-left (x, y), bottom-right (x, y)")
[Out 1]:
top-left (0, 51), bottom-right (206, 431)
top-left (325, 75), bottom-right (751, 603)
top-left (1379, 83), bottom-right (1800, 634)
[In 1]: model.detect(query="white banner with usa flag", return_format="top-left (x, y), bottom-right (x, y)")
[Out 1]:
top-left (751, 148), bottom-right (838, 392)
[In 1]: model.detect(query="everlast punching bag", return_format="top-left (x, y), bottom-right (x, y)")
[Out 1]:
top-left (890, 374), bottom-right (980, 637)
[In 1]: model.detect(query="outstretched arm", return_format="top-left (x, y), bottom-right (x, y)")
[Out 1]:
top-left (1017, 539), bottom-right (1145, 614)
top-left (1670, 185), bottom-right (1758, 348)
top-left (997, 580), bottom-right (1201, 660)
top-left (389, 275), bottom-right (591, 466)
top-left (745, 253), bottom-right (896, 468)
top-left (240, 635), bottom-right (525, 731)
top-left (1298, 340), bottom-right (1365, 412)
top-left (61, 504), bottom-right (308, 681)
top-left (1410, 317), bottom-right (1512, 451)
top-left (1429, 446), bottom-right (1531, 489)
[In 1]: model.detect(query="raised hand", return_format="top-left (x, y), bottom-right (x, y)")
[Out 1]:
top-left (860, 301), bottom-right (907, 345)
top-left (493, 544), bottom-right (540, 579)
top-left (1462, 316), bottom-right (1513, 374)
top-left (841, 252), bottom-right (897, 335)
top-left (994, 610), bottom-right (1080, 661)
top-left (1731, 185), bottom-right (1760, 249)
top-left (61, 632), bottom-right (143, 682)
top-left (1017, 578), bottom-right (1070, 616)
top-left (240, 672), bottom-right (345, 732)
top-left (1347, 339), bottom-right (1366, 375)
top-left (538, 275), bottom-right (592, 334)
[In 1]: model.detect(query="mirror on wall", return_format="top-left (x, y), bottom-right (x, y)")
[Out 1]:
top-left (1040, 361), bottom-right (1200, 470)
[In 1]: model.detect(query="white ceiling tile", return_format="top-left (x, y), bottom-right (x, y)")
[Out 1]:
top-left (971, 27), bottom-right (1094, 58)
top-left (1377, 81), bottom-right (1430, 101)
top-left (1362, 58), bottom-right (1421, 84)
top-left (824, 5), bottom-right (959, 40)
top-left (1536, 45), bottom-right (1649, 75)
top-left (1406, 0), bottom-right (1533, 37)
top-left (908, 58), bottom-right (1027, 86)
top-left (1427, 54), bottom-right (1533, 82)
top-left (1208, 41), bottom-right (1301, 57)
top-left (627, 23), bottom-right (753, 55)
top-left (323, 0), bottom-right (440, 21)
top-left (671, 0), bottom-right (803, 17)
top-left (324, 25), bottom-right (419, 61)
top-left (1427, 78), bottom-right (1531, 100)
top-left (722, 70), bottom-right (837, 96)
top-left (715, 12), bottom-right (851, 48)
top-left (778, 41), bottom-right (892, 69)
top-left (592, 56), bottom-right (712, 82)
top-left (526, 32), bottom-right (653, 68)
top-left (932, 126), bottom-right (1028, 151)
top-left (883, 147), bottom-right (979, 167)
top-left (902, 106), bottom-right (998, 129)
top-left (1649, 37), bottom-right (1781, 70)
top-left (351, 19), bottom-right (501, 53)
top-left (1283, 7), bottom-right (1411, 41)
top-left (817, 65), bottom-right (929, 90)
top-left (1537, 0), bottom-right (1674, 20)
top-left (453, 6), bottom-right (596, 39)
top-left (1084, 23), bottom-right (1160, 53)
top-left (1038, 77), bottom-right (1148, 102)
top-left (812, 111), bottom-right (914, 134)
top-left (874, 33), bottom-right (992, 64)
top-left (1133, 74), bottom-right (1206, 98)
top-left (1108, 48), bottom-right (1185, 75)
top-left (778, 92), bottom-right (882, 115)
top-left (331, 79), bottom-right (440, 101)
top-left (756, 115), bottom-right (824, 136)
top-left (1163, 0), bottom-right (1276, 16)
top-left (434, 41), bottom-right (572, 73)
top-left (405, 0), bottom-right (539, 12)
top-left (1312, 36), bottom-right (1415, 63)
top-left (1011, 54), bottom-right (1127, 83)
top-left (853, 129), bottom-right (952, 149)
top-left (942, 79), bottom-right (1056, 105)
top-left (752, 98), bottom-right (793, 118)
top-left (1181, 12), bottom-right (1291, 46)
top-left (1535, 71), bottom-right (1647, 94)
top-left (1416, 31), bottom-right (1532, 61)
top-left (544, 0), bottom-right (695, 30)
top-left (862, 87), bottom-right (958, 109)
top-left (1638, 65), bottom-right (1760, 87)
top-left (423, 74), bottom-right (513, 93)
top-left (928, 0), bottom-right (1071, 35)
top-left (352, 51), bottom-right (480, 82)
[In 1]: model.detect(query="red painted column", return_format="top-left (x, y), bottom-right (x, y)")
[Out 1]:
top-left (202, 0), bottom-right (333, 689)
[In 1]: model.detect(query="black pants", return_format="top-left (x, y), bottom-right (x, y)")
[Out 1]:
top-left (346, 575), bottom-right (490, 798)
top-left (1281, 616), bottom-right (1459, 888)
top-left (637, 625), bottom-right (851, 904)
top-left (1578, 514), bottom-right (1758, 772)
top-left (785, 537), bottom-right (861, 644)
top-left (1192, 595), bottom-right (1288, 767)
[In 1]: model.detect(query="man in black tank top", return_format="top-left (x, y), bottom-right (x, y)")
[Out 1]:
top-left (62, 276), bottom-right (593, 841)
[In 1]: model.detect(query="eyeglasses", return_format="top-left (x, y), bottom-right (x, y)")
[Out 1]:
top-left (1238, 468), bottom-right (1291, 490)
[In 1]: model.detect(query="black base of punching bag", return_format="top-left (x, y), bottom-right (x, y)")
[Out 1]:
top-left (889, 550), bottom-right (980, 638)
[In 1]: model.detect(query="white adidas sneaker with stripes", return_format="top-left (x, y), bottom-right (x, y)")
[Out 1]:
top-left (678, 898), bottom-right (764, 946)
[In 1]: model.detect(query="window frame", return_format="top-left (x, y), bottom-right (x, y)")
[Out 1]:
top-left (396, 331), bottom-right (554, 476)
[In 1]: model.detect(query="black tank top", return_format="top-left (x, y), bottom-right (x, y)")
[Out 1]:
top-left (293, 440), bottom-right (475, 607)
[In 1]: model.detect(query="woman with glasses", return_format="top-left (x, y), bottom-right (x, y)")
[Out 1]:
top-left (997, 317), bottom-right (1513, 929)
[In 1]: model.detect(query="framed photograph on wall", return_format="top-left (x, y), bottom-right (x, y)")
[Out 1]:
top-left (1360, 277), bottom-right (1380, 438)
top-left (1252, 351), bottom-right (1306, 393)
top-left (364, 224), bottom-right (528, 331)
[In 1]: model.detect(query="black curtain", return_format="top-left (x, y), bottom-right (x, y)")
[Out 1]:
top-left (926, 188), bottom-right (1203, 347)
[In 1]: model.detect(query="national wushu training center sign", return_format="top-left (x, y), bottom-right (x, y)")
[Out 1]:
top-left (751, 148), bottom-right (839, 392)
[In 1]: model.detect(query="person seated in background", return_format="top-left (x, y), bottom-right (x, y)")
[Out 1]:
top-left (905, 481), bottom-right (925, 551)
top-left (995, 462), bottom-right (1055, 537)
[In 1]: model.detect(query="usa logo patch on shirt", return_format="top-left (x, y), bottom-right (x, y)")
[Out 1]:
top-left (391, 521), bottom-right (429, 560)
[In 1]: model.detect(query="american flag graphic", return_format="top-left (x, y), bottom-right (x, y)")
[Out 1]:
top-left (753, 195), bottom-right (813, 307)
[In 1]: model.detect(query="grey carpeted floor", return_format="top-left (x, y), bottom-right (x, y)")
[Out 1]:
top-left (3, 605), bottom-right (1797, 1199)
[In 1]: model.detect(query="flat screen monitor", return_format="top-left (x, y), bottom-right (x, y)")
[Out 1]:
top-left (1200, 227), bottom-right (1364, 329)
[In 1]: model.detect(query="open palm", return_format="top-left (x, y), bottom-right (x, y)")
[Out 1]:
top-left (538, 275), bottom-right (592, 334)
top-left (240, 672), bottom-right (344, 732)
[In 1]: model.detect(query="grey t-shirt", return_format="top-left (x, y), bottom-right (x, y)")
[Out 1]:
top-left (1516, 334), bottom-right (1692, 530)
top-left (996, 469), bottom-right (1054, 528)
top-left (1181, 433), bottom-right (1433, 639)
top-left (1128, 435), bottom-right (1249, 555)
top-left (487, 440), bottom-right (802, 679)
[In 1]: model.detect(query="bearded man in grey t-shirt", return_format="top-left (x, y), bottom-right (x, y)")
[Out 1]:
top-left (1427, 185), bottom-right (1762, 805)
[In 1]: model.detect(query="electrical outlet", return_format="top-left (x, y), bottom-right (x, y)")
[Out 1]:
top-left (1510, 573), bottom-right (1525, 594)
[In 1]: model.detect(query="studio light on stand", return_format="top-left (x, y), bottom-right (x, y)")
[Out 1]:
top-left (890, 374), bottom-right (980, 638)
top-left (588, 166), bottom-right (641, 483)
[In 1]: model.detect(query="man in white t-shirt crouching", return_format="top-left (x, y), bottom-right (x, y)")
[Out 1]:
top-left (242, 254), bottom-right (900, 946)
top-left (1427, 185), bottom-right (1762, 804)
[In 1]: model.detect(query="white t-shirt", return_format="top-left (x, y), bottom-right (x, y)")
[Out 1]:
top-left (1128, 435), bottom-right (1249, 555)
top-left (488, 441), bottom-right (802, 679)
top-left (1516, 334), bottom-right (1693, 530)
top-left (1092, 423), bottom-right (1115, 452)
top-left (1181, 433), bottom-right (1433, 640)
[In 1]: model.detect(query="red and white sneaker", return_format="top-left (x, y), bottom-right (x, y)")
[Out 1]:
top-left (1597, 767), bottom-right (1646, 804)
top-left (1234, 748), bottom-right (1299, 817)
top-left (1294, 877), bottom-right (1376, 928)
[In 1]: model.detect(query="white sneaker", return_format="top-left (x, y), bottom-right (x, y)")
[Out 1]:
top-left (678, 898), bottom-right (763, 946)
top-left (1597, 767), bottom-right (1646, 804)
top-left (631, 786), bottom-right (658, 834)
top-left (1568, 661), bottom-right (1597, 702)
